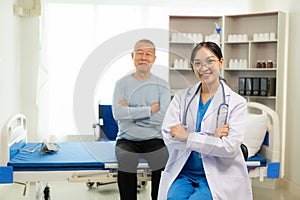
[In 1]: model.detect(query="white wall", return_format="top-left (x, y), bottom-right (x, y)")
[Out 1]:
top-left (284, 2), bottom-right (300, 189)
top-left (248, 0), bottom-right (300, 189)
top-left (264, 0), bottom-right (300, 188)
top-left (0, 1), bottom-right (21, 138)
top-left (19, 18), bottom-right (40, 141)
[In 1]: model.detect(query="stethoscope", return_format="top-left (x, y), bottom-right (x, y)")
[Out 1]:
top-left (182, 80), bottom-right (229, 128)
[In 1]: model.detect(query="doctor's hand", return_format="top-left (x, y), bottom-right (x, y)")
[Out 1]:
top-left (214, 124), bottom-right (229, 138)
top-left (170, 125), bottom-right (188, 142)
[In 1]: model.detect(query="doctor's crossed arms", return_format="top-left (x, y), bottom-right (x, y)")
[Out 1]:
top-left (170, 124), bottom-right (229, 141)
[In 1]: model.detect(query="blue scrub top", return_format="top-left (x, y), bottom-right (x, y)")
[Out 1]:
top-left (180, 96), bottom-right (213, 181)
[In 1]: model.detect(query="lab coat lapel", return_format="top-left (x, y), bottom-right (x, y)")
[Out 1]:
top-left (185, 82), bottom-right (200, 130)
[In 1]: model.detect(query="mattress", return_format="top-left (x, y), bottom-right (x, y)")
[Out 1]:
top-left (8, 141), bottom-right (117, 171)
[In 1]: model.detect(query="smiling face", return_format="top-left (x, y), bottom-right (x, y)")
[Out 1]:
top-left (192, 46), bottom-right (224, 85)
top-left (131, 41), bottom-right (156, 74)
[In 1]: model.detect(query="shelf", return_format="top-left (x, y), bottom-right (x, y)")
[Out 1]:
top-left (169, 15), bottom-right (222, 91)
top-left (224, 40), bottom-right (278, 44)
top-left (250, 40), bottom-right (278, 43)
top-left (243, 96), bottom-right (276, 99)
top-left (170, 68), bottom-right (193, 71)
top-left (169, 11), bottom-right (286, 114)
top-left (169, 41), bottom-right (195, 45)
top-left (223, 68), bottom-right (277, 71)
top-left (224, 41), bottom-right (250, 44)
top-left (223, 11), bottom-right (286, 112)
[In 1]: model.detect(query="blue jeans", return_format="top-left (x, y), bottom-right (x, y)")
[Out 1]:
top-left (167, 174), bottom-right (213, 200)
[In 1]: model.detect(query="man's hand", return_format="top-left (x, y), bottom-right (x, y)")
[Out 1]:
top-left (119, 99), bottom-right (129, 107)
top-left (150, 102), bottom-right (160, 114)
top-left (214, 124), bottom-right (229, 138)
top-left (170, 124), bottom-right (188, 141)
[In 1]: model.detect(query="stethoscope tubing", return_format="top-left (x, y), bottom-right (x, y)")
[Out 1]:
top-left (183, 81), bottom-right (228, 127)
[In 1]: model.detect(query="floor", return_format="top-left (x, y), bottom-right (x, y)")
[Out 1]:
top-left (0, 180), bottom-right (300, 200)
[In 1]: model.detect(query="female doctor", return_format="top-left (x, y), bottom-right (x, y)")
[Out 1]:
top-left (158, 42), bottom-right (252, 200)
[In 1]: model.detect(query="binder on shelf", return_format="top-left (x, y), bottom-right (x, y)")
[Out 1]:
top-left (252, 78), bottom-right (260, 96)
top-left (260, 78), bottom-right (268, 96)
top-left (260, 77), bottom-right (276, 96)
top-left (238, 77), bottom-right (245, 96)
top-left (245, 78), bottom-right (252, 96)
top-left (267, 78), bottom-right (276, 96)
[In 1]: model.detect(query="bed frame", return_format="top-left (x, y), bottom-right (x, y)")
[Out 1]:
top-left (1, 114), bottom-right (150, 200)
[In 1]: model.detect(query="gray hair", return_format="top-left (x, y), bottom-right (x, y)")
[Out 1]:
top-left (134, 39), bottom-right (156, 53)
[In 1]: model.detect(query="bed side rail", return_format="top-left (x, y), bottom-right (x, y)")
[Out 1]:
top-left (1, 114), bottom-right (27, 166)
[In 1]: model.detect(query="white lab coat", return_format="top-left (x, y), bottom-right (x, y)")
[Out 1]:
top-left (158, 81), bottom-right (252, 200)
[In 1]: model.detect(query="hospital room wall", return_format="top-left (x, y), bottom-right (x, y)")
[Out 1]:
top-left (0, 0), bottom-right (300, 191)
top-left (250, 0), bottom-right (300, 189)
top-left (263, 0), bottom-right (300, 190)
top-left (0, 1), bottom-right (21, 141)
top-left (0, 0), bottom-right (39, 144)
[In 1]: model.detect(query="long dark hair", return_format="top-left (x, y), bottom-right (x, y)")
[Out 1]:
top-left (190, 41), bottom-right (223, 68)
top-left (190, 41), bottom-right (225, 82)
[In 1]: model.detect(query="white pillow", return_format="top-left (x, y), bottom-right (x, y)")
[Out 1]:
top-left (243, 112), bottom-right (268, 158)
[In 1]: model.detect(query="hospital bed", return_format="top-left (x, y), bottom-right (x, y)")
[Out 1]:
top-left (0, 102), bottom-right (280, 199)
top-left (245, 102), bottom-right (281, 183)
top-left (0, 113), bottom-right (151, 200)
